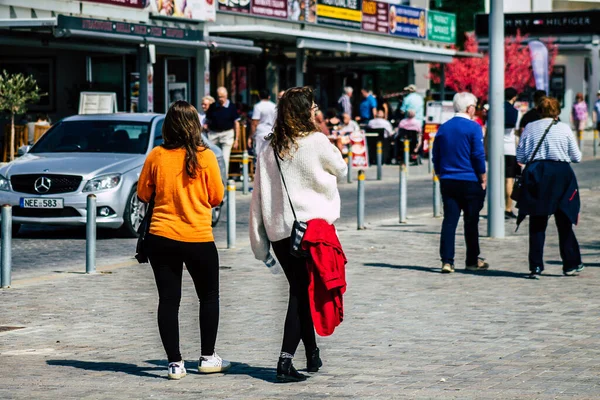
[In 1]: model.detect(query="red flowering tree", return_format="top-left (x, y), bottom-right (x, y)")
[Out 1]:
top-left (430, 31), bottom-right (558, 101)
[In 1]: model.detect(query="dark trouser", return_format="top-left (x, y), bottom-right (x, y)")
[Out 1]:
top-left (147, 234), bottom-right (220, 363)
top-left (440, 179), bottom-right (486, 266)
top-left (272, 237), bottom-right (317, 357)
top-left (529, 210), bottom-right (582, 272)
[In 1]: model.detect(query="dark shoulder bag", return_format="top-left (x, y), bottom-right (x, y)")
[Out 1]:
top-left (274, 149), bottom-right (309, 258)
top-left (511, 120), bottom-right (557, 202)
top-left (135, 193), bottom-right (155, 264)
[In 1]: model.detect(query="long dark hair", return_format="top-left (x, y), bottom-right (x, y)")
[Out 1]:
top-left (162, 101), bottom-right (207, 178)
top-left (271, 86), bottom-right (318, 159)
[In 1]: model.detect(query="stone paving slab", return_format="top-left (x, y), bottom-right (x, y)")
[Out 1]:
top-left (1, 183), bottom-right (600, 399)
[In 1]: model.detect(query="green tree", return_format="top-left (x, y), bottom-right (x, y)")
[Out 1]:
top-left (430, 0), bottom-right (484, 47)
top-left (0, 70), bottom-right (44, 161)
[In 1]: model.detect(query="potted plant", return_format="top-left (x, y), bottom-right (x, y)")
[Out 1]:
top-left (0, 70), bottom-right (44, 161)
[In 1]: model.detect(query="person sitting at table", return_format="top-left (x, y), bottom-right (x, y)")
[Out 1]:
top-left (325, 108), bottom-right (341, 132)
top-left (332, 113), bottom-right (361, 153)
top-left (397, 110), bottom-right (423, 165)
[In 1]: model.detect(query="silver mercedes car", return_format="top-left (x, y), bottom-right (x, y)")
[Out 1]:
top-left (0, 113), bottom-right (225, 237)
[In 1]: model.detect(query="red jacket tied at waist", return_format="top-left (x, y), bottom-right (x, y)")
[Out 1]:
top-left (302, 219), bottom-right (347, 337)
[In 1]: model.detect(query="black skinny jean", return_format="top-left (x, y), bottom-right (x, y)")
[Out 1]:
top-left (272, 237), bottom-right (317, 357)
top-left (147, 234), bottom-right (220, 363)
top-left (440, 179), bottom-right (486, 266)
top-left (529, 210), bottom-right (582, 272)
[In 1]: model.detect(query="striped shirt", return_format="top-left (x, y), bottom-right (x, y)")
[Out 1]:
top-left (517, 118), bottom-right (581, 164)
top-left (338, 94), bottom-right (352, 118)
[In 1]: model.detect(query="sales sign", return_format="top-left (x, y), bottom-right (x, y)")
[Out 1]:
top-left (361, 0), bottom-right (388, 34)
top-left (351, 131), bottom-right (369, 168)
top-left (317, 0), bottom-right (362, 30)
top-left (389, 4), bottom-right (426, 39)
top-left (427, 10), bottom-right (455, 44)
top-left (251, 0), bottom-right (287, 19)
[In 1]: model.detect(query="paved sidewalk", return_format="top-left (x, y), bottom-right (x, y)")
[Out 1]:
top-left (1, 165), bottom-right (600, 399)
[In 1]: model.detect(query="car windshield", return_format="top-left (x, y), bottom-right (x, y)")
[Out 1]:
top-left (30, 120), bottom-right (151, 154)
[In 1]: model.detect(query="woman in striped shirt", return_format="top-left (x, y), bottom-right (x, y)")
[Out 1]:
top-left (516, 97), bottom-right (583, 279)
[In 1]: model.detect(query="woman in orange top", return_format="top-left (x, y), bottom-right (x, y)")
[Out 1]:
top-left (138, 101), bottom-right (227, 380)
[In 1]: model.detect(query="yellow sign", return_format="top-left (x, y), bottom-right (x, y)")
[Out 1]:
top-left (316, 4), bottom-right (362, 22)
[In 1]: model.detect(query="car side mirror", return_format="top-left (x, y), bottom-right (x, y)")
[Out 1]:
top-left (17, 145), bottom-right (31, 157)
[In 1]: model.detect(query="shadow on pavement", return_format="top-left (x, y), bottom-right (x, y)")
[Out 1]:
top-left (47, 359), bottom-right (164, 379)
top-left (16, 225), bottom-right (128, 240)
top-left (547, 260), bottom-right (600, 268)
top-left (364, 263), bottom-right (557, 279)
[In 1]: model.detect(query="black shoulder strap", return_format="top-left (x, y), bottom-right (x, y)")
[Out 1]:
top-left (528, 120), bottom-right (557, 164)
top-left (273, 148), bottom-right (298, 222)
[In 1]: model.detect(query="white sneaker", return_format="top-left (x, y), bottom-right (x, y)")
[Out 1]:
top-left (167, 361), bottom-right (187, 380)
top-left (198, 353), bottom-right (231, 374)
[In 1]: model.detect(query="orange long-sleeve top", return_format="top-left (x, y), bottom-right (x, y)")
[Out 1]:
top-left (138, 146), bottom-right (224, 243)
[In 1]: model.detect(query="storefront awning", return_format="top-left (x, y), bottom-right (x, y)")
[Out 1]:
top-left (205, 36), bottom-right (263, 55)
top-left (207, 23), bottom-right (467, 63)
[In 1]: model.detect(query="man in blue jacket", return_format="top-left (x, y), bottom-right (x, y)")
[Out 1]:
top-left (432, 92), bottom-right (489, 274)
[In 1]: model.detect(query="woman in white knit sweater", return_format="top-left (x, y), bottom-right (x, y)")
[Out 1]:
top-left (249, 87), bottom-right (347, 382)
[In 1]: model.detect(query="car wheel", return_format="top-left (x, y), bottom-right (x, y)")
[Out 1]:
top-left (120, 186), bottom-right (146, 238)
top-left (211, 206), bottom-right (221, 227)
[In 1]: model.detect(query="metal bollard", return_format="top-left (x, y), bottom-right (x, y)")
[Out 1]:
top-left (403, 139), bottom-right (410, 175)
top-left (594, 130), bottom-right (598, 158)
top-left (347, 151), bottom-right (353, 184)
top-left (242, 150), bottom-right (249, 195)
top-left (227, 180), bottom-right (236, 249)
top-left (1, 205), bottom-right (12, 288)
top-left (399, 164), bottom-right (407, 223)
top-left (376, 141), bottom-right (383, 181)
top-left (86, 195), bottom-right (96, 274)
top-left (427, 139), bottom-right (432, 174)
top-left (433, 174), bottom-right (442, 218)
top-left (357, 170), bottom-right (365, 230)
top-left (579, 130), bottom-right (585, 157)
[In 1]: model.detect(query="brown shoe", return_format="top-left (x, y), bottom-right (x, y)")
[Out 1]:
top-left (466, 258), bottom-right (489, 271)
top-left (441, 263), bottom-right (455, 274)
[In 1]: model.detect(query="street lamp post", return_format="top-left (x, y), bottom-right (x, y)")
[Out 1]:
top-left (488, 0), bottom-right (505, 238)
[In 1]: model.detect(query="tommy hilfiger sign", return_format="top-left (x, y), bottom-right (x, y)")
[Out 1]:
top-left (475, 10), bottom-right (600, 37)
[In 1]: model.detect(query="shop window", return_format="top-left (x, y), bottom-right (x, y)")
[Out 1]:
top-left (165, 58), bottom-right (191, 108)
top-left (0, 58), bottom-right (55, 112)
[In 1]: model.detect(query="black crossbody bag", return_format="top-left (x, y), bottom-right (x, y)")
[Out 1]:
top-left (274, 149), bottom-right (309, 258)
top-left (511, 120), bottom-right (557, 202)
top-left (135, 193), bottom-right (155, 264)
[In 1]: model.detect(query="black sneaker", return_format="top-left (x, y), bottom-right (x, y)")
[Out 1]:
top-left (505, 211), bottom-right (517, 219)
top-left (528, 266), bottom-right (543, 279)
top-left (564, 265), bottom-right (585, 276)
top-left (276, 357), bottom-right (307, 383)
top-left (306, 348), bottom-right (323, 373)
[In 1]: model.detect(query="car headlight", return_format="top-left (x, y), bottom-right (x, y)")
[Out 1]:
top-left (83, 174), bottom-right (121, 193)
top-left (0, 175), bottom-right (10, 191)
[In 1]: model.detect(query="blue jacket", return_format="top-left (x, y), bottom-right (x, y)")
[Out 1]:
top-left (432, 115), bottom-right (486, 182)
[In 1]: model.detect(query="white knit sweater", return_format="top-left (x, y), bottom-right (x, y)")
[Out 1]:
top-left (249, 132), bottom-right (348, 261)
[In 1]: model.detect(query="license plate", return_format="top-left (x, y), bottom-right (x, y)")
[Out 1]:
top-left (20, 198), bottom-right (64, 209)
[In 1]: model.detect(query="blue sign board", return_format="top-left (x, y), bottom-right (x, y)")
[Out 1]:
top-left (388, 5), bottom-right (426, 39)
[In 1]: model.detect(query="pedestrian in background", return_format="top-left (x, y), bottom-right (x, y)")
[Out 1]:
top-left (249, 89), bottom-right (277, 158)
top-left (400, 84), bottom-right (424, 127)
top-left (206, 86), bottom-right (240, 177)
top-left (571, 92), bottom-right (588, 143)
top-left (504, 87), bottom-right (520, 220)
top-left (249, 87), bottom-right (347, 382)
top-left (518, 90), bottom-right (546, 134)
top-left (432, 92), bottom-right (489, 274)
top-left (138, 101), bottom-right (228, 380)
top-left (593, 90), bottom-right (600, 134)
top-left (358, 88), bottom-right (377, 123)
top-left (376, 90), bottom-right (389, 120)
top-left (199, 95), bottom-right (215, 129)
top-left (337, 86), bottom-right (353, 118)
top-left (516, 97), bottom-right (584, 279)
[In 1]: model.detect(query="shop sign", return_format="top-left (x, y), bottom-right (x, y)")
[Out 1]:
top-left (316, 0), bottom-right (362, 30)
top-left (427, 10), bottom-right (455, 44)
top-left (251, 0), bottom-right (287, 19)
top-left (218, 0), bottom-right (250, 13)
top-left (57, 15), bottom-right (204, 41)
top-left (475, 10), bottom-right (600, 37)
top-left (288, 0), bottom-right (316, 22)
top-left (388, 4), bottom-right (426, 39)
top-left (350, 131), bottom-right (369, 168)
top-left (361, 0), bottom-right (388, 34)
top-left (81, 0), bottom-right (146, 8)
top-left (150, 0), bottom-right (216, 21)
